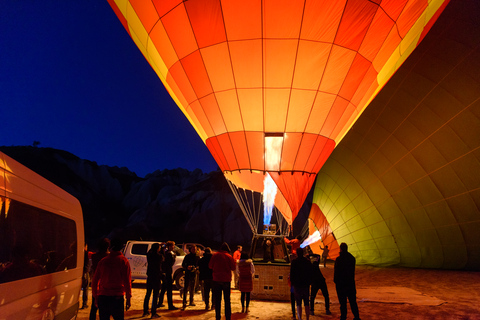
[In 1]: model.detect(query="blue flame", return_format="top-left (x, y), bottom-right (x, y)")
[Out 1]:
top-left (300, 231), bottom-right (321, 248)
top-left (263, 174), bottom-right (277, 226)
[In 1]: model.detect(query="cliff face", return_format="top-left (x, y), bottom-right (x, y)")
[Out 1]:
top-left (0, 146), bottom-right (252, 249)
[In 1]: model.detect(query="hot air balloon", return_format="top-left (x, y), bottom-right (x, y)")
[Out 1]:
top-left (107, 0), bottom-right (450, 236)
top-left (309, 0), bottom-right (480, 270)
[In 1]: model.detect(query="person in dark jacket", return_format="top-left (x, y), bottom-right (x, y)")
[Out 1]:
top-left (262, 238), bottom-right (275, 262)
top-left (198, 247), bottom-right (214, 310)
top-left (290, 247), bottom-right (314, 320)
top-left (334, 243), bottom-right (360, 320)
top-left (143, 243), bottom-right (164, 318)
top-left (309, 253), bottom-right (331, 315)
top-left (182, 244), bottom-right (200, 309)
top-left (89, 238), bottom-right (110, 320)
top-left (159, 241), bottom-right (178, 310)
top-left (81, 243), bottom-right (91, 309)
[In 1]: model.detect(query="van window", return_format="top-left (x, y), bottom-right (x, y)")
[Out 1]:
top-left (0, 198), bottom-right (77, 283)
top-left (131, 243), bottom-right (149, 255)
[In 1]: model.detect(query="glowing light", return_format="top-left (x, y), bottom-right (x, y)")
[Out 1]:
top-left (265, 135), bottom-right (283, 171)
top-left (263, 173), bottom-right (277, 226)
top-left (262, 134), bottom-right (282, 226)
top-left (300, 231), bottom-right (321, 248)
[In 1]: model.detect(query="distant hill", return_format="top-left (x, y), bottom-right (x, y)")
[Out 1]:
top-left (1, 146), bottom-right (311, 249)
top-left (0, 146), bottom-right (255, 249)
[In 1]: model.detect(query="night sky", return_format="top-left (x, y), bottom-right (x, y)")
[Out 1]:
top-left (0, 1), bottom-right (218, 177)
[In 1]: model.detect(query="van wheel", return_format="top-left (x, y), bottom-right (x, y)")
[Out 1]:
top-left (175, 270), bottom-right (185, 290)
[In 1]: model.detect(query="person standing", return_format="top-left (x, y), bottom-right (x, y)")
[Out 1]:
top-left (143, 243), bottom-right (164, 318)
top-left (89, 238), bottom-right (110, 320)
top-left (237, 253), bottom-right (254, 313)
top-left (319, 245), bottom-right (330, 267)
top-left (91, 238), bottom-right (132, 320)
top-left (285, 235), bottom-right (302, 257)
top-left (81, 243), bottom-right (91, 309)
top-left (263, 238), bottom-right (275, 262)
top-left (334, 243), bottom-right (360, 320)
top-left (233, 245), bottom-right (242, 289)
top-left (290, 247), bottom-right (313, 320)
top-left (158, 241), bottom-right (178, 310)
top-left (209, 242), bottom-right (236, 320)
top-left (288, 274), bottom-right (296, 320)
top-left (198, 247), bottom-right (214, 310)
top-left (309, 254), bottom-right (331, 316)
top-left (182, 244), bottom-right (199, 309)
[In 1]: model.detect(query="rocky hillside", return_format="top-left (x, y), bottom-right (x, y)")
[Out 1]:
top-left (0, 146), bottom-right (256, 249)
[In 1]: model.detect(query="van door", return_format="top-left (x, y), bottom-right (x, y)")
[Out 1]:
top-left (124, 242), bottom-right (151, 280)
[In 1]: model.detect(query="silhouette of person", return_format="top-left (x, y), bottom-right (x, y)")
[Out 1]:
top-left (233, 245), bottom-right (242, 288)
top-left (319, 245), bottom-right (330, 267)
top-left (89, 238), bottom-right (110, 320)
top-left (285, 235), bottom-right (302, 256)
top-left (309, 253), bottom-right (331, 315)
top-left (91, 238), bottom-right (132, 320)
top-left (263, 238), bottom-right (274, 262)
top-left (334, 242), bottom-right (360, 320)
top-left (143, 243), bottom-right (164, 318)
top-left (288, 274), bottom-right (296, 320)
top-left (198, 247), bottom-right (214, 310)
top-left (158, 241), bottom-right (178, 310)
top-left (81, 243), bottom-right (91, 309)
top-left (0, 243), bottom-right (43, 283)
top-left (182, 244), bottom-right (199, 309)
top-left (56, 241), bottom-right (77, 271)
top-left (290, 247), bottom-right (314, 320)
top-left (209, 242), bottom-right (236, 320)
top-left (237, 253), bottom-right (254, 313)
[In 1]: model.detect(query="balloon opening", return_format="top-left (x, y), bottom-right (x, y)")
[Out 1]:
top-left (265, 134), bottom-right (283, 171)
top-left (300, 230), bottom-right (321, 248)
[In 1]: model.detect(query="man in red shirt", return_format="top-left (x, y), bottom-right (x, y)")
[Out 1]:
top-left (285, 235), bottom-right (302, 257)
top-left (91, 238), bottom-right (132, 320)
top-left (232, 245), bottom-right (242, 289)
top-left (209, 242), bottom-right (236, 320)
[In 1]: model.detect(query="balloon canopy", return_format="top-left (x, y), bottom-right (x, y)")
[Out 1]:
top-left (309, 0), bottom-right (480, 270)
top-left (108, 0), bottom-right (449, 228)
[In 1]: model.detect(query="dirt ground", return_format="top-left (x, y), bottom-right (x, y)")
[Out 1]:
top-left (77, 264), bottom-right (480, 320)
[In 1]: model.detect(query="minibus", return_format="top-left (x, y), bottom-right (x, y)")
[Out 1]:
top-left (0, 151), bottom-right (84, 320)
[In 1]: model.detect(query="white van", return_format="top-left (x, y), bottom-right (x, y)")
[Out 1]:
top-left (123, 241), bottom-right (205, 290)
top-left (0, 151), bottom-right (84, 320)
top-left (123, 241), bottom-right (185, 289)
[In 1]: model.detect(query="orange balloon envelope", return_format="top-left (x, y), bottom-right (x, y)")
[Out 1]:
top-left (107, 0), bottom-right (450, 226)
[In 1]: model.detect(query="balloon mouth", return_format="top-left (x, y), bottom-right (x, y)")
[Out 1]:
top-left (264, 133), bottom-right (284, 171)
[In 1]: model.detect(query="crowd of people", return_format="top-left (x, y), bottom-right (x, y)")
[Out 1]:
top-left (82, 237), bottom-right (359, 320)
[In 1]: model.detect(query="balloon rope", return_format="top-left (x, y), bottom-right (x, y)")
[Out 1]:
top-left (226, 180), bottom-right (256, 234)
top-left (243, 188), bottom-right (260, 234)
top-left (300, 219), bottom-right (309, 239)
top-left (273, 207), bottom-right (289, 235)
top-left (256, 190), bottom-right (263, 233)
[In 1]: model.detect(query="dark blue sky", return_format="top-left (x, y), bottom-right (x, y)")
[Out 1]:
top-left (0, 1), bottom-right (218, 177)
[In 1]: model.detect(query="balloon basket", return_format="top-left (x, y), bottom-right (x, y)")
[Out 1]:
top-left (263, 224), bottom-right (276, 235)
